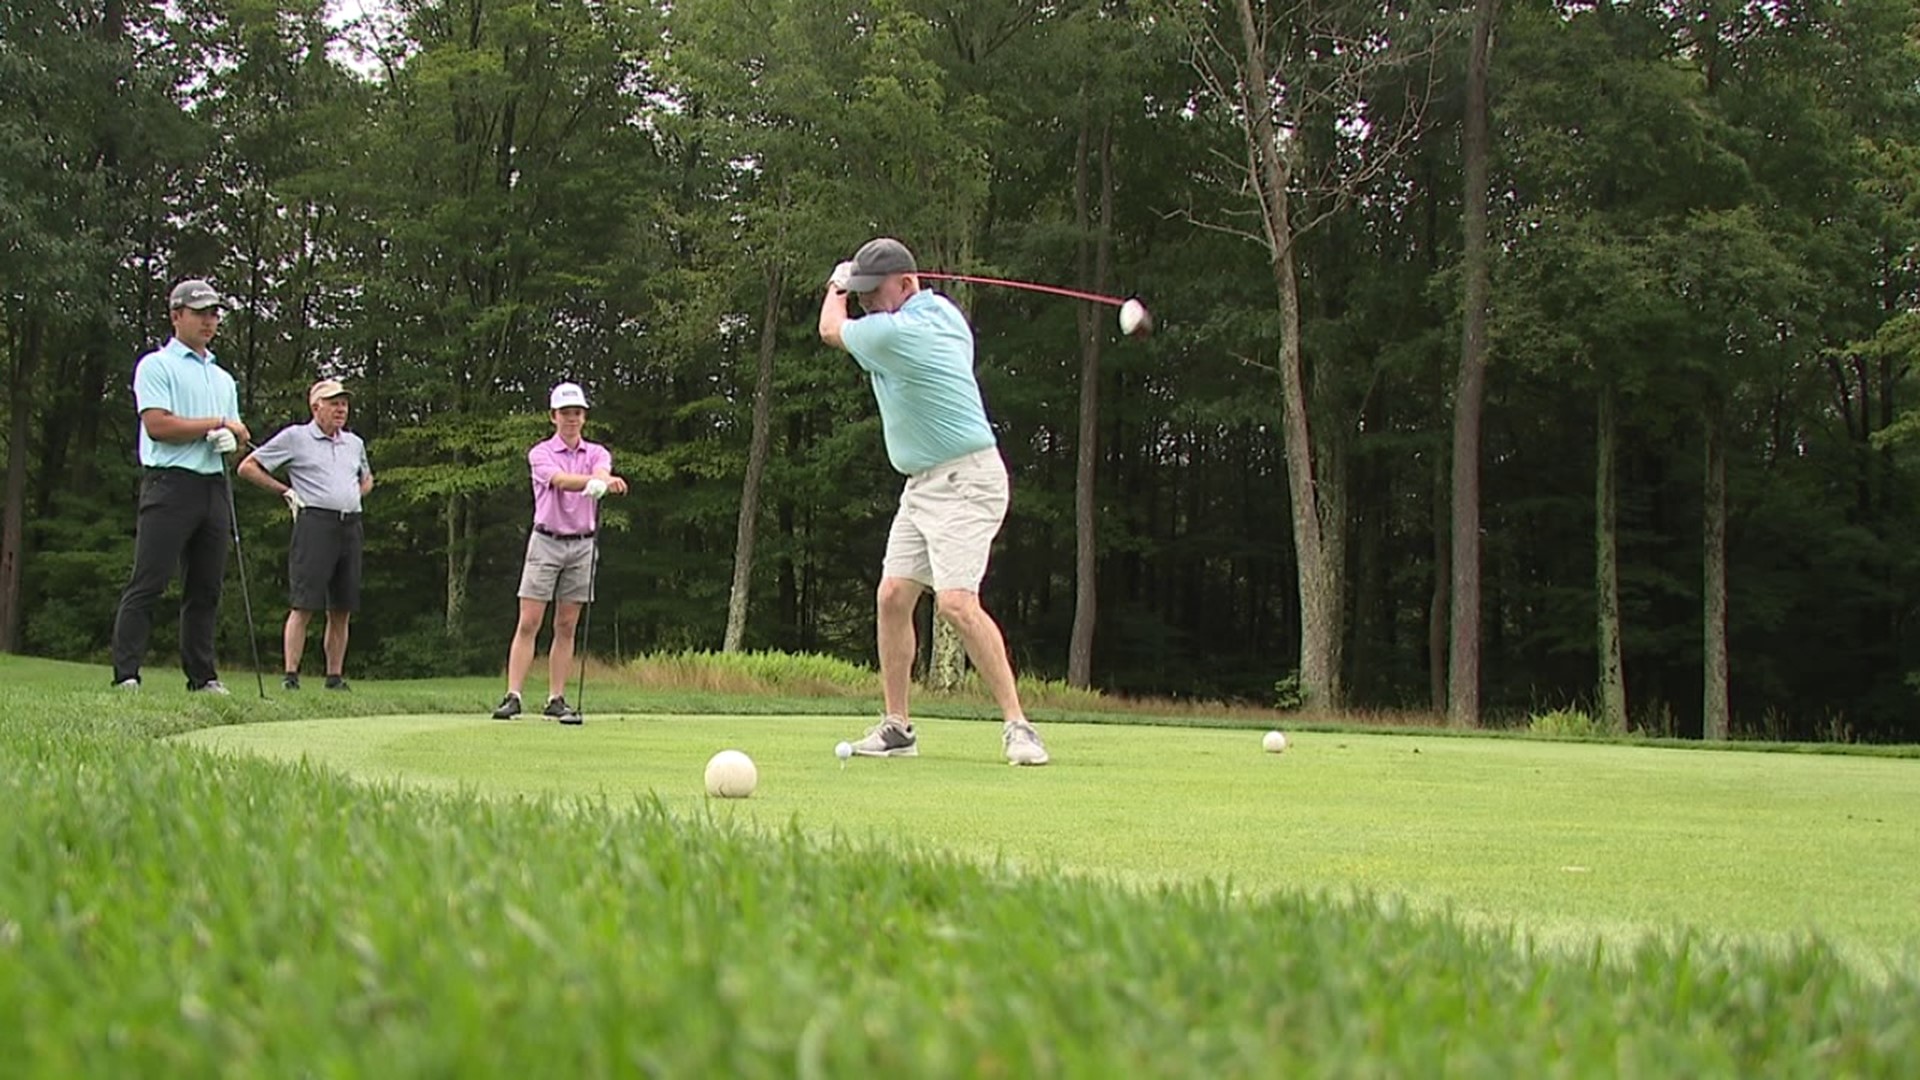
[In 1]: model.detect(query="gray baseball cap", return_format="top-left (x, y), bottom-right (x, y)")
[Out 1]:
top-left (168, 279), bottom-right (226, 311)
top-left (842, 238), bottom-right (917, 292)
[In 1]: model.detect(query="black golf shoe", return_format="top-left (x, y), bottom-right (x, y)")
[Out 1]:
top-left (492, 692), bottom-right (523, 720)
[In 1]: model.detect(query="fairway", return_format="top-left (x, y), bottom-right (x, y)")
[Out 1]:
top-left (184, 713), bottom-right (1920, 971)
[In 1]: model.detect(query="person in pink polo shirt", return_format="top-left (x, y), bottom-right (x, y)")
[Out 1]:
top-left (491, 382), bottom-right (628, 723)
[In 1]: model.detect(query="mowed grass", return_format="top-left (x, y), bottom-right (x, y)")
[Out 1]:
top-left (184, 712), bottom-right (1920, 969)
top-left (5, 655), bottom-right (1919, 1074)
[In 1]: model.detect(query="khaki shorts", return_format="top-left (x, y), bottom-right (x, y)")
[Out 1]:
top-left (517, 530), bottom-right (597, 604)
top-left (883, 448), bottom-right (1009, 592)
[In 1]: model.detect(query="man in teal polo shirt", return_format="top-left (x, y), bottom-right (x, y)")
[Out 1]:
top-left (818, 238), bottom-right (1050, 766)
top-left (109, 279), bottom-right (252, 692)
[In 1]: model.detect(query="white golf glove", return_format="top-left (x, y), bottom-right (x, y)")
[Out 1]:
top-left (282, 489), bottom-right (305, 516)
top-left (584, 477), bottom-right (610, 501)
top-left (829, 261), bottom-right (855, 291)
top-left (206, 427), bottom-right (238, 454)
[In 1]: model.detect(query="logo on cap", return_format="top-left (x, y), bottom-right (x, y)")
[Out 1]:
top-left (169, 279), bottom-right (226, 311)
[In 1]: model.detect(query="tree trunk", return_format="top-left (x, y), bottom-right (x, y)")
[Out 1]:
top-left (1429, 445), bottom-right (1450, 713)
top-left (724, 261), bottom-right (785, 652)
top-left (1596, 383), bottom-right (1627, 733)
top-left (1068, 106), bottom-right (1113, 688)
top-left (1703, 403), bottom-right (1729, 740)
top-left (1233, 0), bottom-right (1343, 708)
top-left (1449, 0), bottom-right (1496, 728)
top-left (445, 492), bottom-right (471, 636)
top-left (0, 314), bottom-right (42, 653)
top-left (930, 613), bottom-right (965, 692)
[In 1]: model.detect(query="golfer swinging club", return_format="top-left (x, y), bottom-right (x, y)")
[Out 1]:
top-left (492, 381), bottom-right (627, 723)
top-left (818, 237), bottom-right (1050, 765)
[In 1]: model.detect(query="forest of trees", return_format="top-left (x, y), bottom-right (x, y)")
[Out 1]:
top-left (4, 0), bottom-right (1918, 741)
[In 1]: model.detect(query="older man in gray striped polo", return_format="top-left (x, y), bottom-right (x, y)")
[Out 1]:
top-left (237, 378), bottom-right (374, 691)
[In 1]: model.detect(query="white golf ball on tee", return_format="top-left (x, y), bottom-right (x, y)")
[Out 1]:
top-left (834, 740), bottom-right (853, 761)
top-left (1262, 730), bottom-right (1288, 754)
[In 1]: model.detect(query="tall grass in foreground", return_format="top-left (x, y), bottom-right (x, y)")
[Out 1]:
top-left (5, 727), bottom-right (1917, 1076)
top-left (2, 655), bottom-right (1917, 1074)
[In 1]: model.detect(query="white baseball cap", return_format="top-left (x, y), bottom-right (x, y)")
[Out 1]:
top-left (550, 382), bottom-right (589, 410)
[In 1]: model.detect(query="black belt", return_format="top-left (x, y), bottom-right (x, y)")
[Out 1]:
top-left (303, 508), bottom-right (362, 522)
top-left (535, 524), bottom-right (594, 541)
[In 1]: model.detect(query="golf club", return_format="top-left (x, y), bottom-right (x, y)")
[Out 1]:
top-left (222, 460), bottom-right (268, 699)
top-left (915, 272), bottom-right (1154, 337)
top-left (537, 525), bottom-right (580, 724)
top-left (916, 272), bottom-right (1127, 306)
top-left (573, 531), bottom-right (601, 721)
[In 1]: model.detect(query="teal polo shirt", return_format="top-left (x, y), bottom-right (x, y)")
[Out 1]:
top-left (133, 338), bottom-right (242, 474)
top-left (840, 290), bottom-right (997, 475)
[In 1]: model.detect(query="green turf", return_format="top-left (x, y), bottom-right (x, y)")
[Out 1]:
top-left (6, 654), bottom-right (1919, 1074)
top-left (182, 710), bottom-right (1920, 972)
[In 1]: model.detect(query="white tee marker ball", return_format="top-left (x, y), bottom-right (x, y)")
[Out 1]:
top-left (1262, 730), bottom-right (1288, 754)
top-left (834, 740), bottom-right (853, 761)
top-left (704, 750), bottom-right (758, 798)
top-left (1118, 297), bottom-right (1153, 339)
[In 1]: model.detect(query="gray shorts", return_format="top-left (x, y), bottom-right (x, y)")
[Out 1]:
top-left (883, 448), bottom-right (1009, 592)
top-left (517, 530), bottom-right (597, 603)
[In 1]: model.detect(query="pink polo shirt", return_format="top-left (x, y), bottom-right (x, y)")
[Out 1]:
top-left (528, 434), bottom-right (612, 535)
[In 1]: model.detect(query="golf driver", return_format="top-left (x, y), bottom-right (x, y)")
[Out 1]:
top-left (222, 460), bottom-right (268, 699)
top-left (915, 272), bottom-right (1154, 338)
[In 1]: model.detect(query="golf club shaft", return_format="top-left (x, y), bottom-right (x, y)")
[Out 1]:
top-left (575, 533), bottom-right (599, 715)
top-left (223, 467), bottom-right (267, 698)
top-left (917, 272), bottom-right (1128, 308)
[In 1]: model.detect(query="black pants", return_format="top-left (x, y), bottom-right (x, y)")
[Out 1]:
top-left (111, 467), bottom-right (232, 686)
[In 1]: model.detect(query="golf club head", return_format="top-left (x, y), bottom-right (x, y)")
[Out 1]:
top-left (1119, 298), bottom-right (1154, 339)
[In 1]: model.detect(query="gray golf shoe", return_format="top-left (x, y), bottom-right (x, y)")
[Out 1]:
top-left (849, 716), bottom-right (917, 757)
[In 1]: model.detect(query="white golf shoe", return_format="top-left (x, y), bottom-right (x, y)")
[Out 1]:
top-left (1003, 721), bottom-right (1050, 766)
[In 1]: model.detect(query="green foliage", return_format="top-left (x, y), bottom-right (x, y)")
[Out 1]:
top-left (362, 612), bottom-right (497, 679)
top-left (630, 648), bottom-right (876, 696)
top-left (1528, 706), bottom-right (1618, 740)
top-left (619, 649), bottom-right (1112, 714)
top-left (6, 0), bottom-right (1920, 747)
top-left (1274, 672), bottom-right (1308, 711)
top-left (376, 412), bottom-right (550, 504)
top-left (1868, 313), bottom-right (1920, 450)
